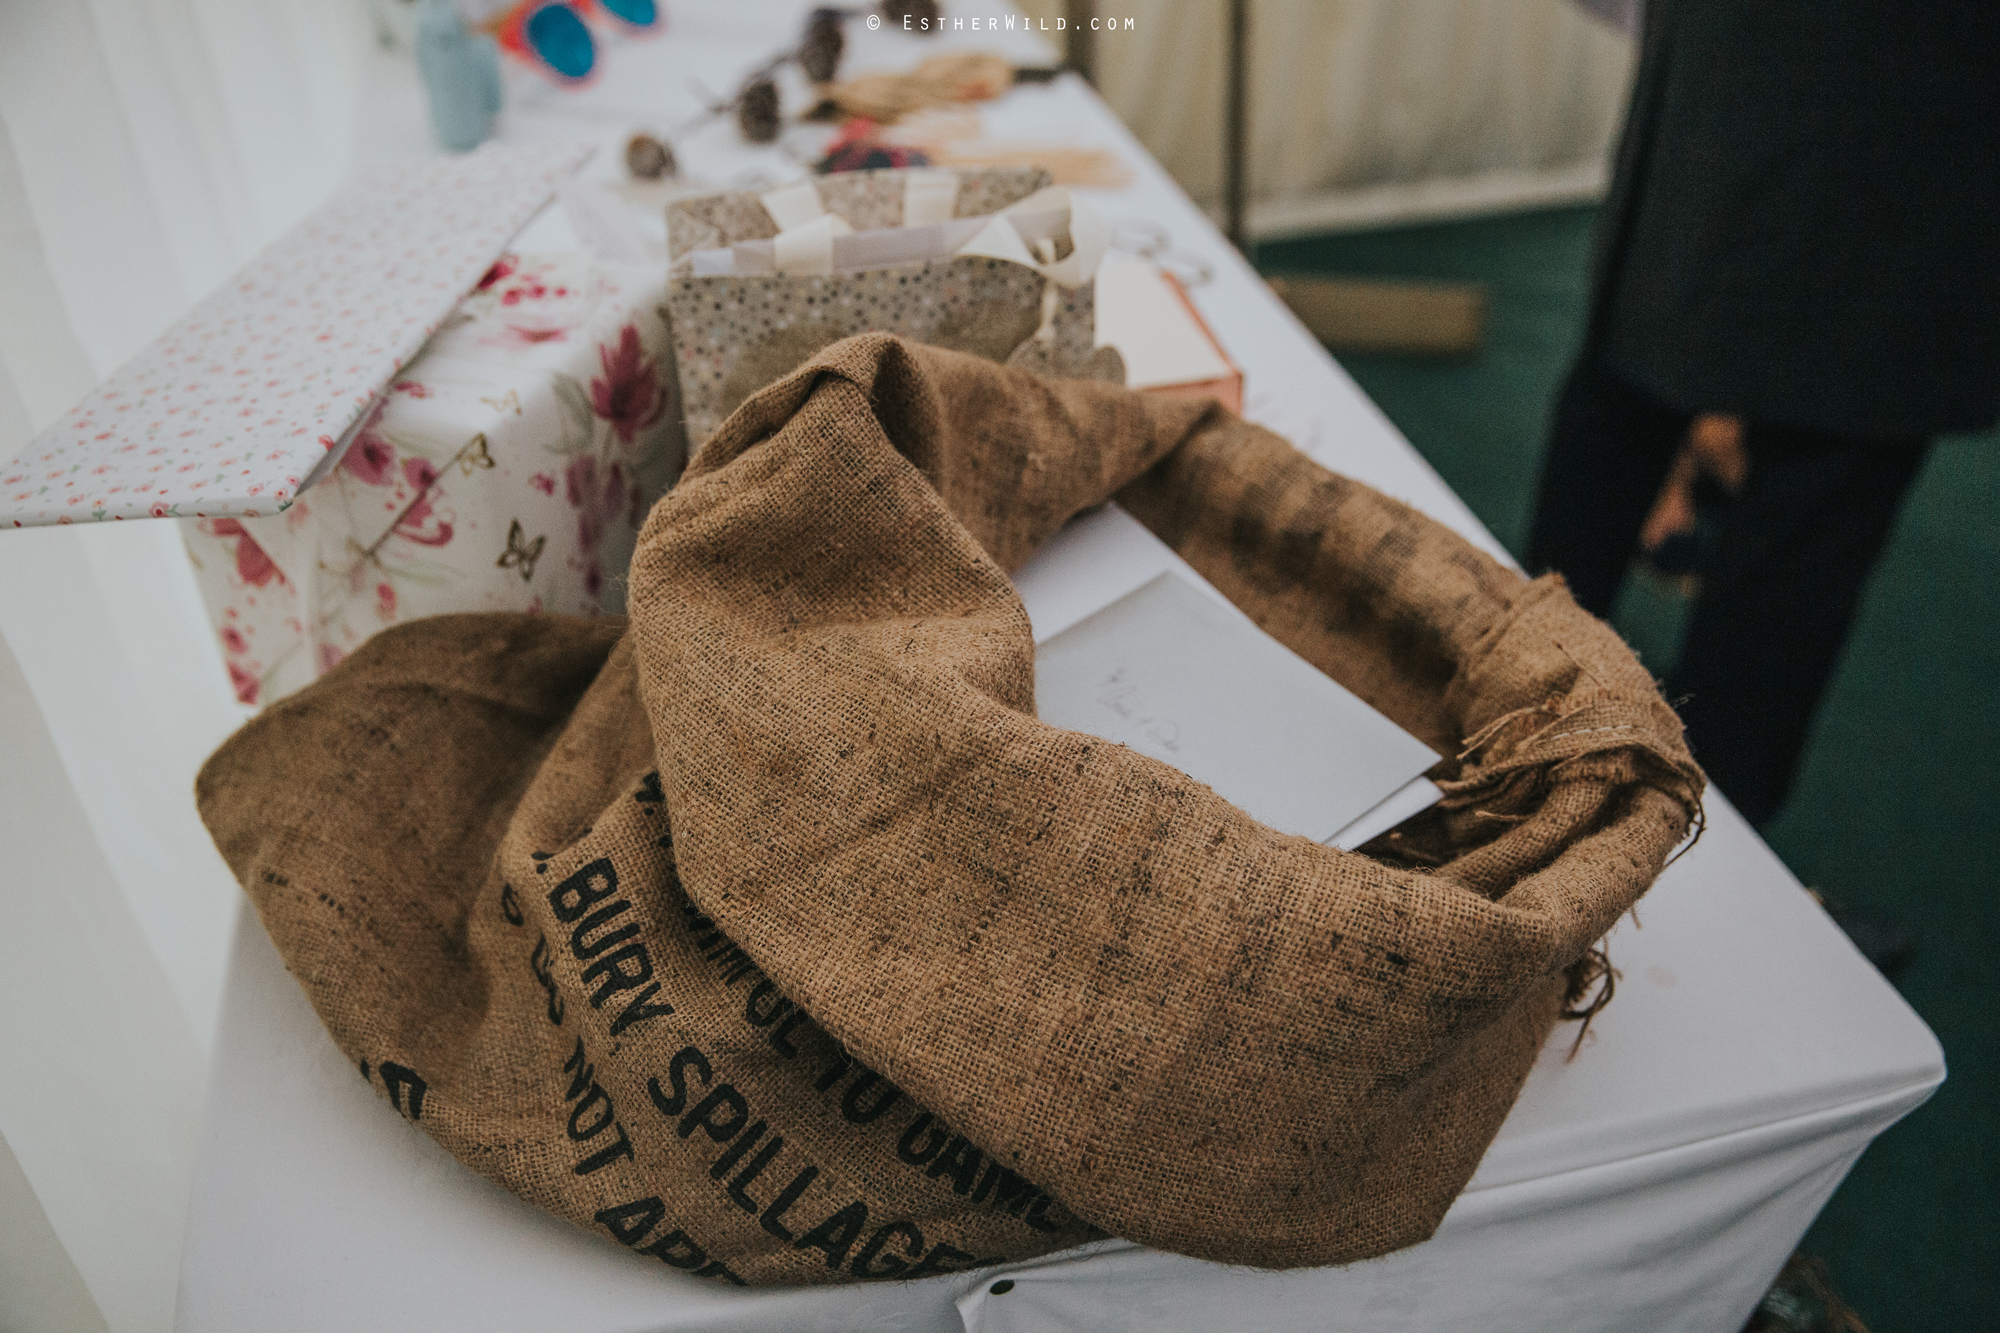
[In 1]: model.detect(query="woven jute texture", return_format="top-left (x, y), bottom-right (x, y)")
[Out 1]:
top-left (198, 334), bottom-right (1702, 1287)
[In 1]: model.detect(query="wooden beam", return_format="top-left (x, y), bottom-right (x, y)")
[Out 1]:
top-left (1224, 0), bottom-right (1248, 252)
top-left (1267, 276), bottom-right (1487, 358)
top-left (1065, 0), bottom-right (1095, 83)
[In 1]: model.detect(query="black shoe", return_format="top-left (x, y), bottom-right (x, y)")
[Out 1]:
top-left (1630, 542), bottom-right (1702, 600)
top-left (1638, 529), bottom-right (1702, 579)
top-left (1818, 896), bottom-right (1917, 981)
top-left (1741, 1251), bottom-right (1869, 1332)
top-left (1636, 469), bottom-right (1738, 592)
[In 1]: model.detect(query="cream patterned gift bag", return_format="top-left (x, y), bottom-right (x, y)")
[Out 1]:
top-left (664, 166), bottom-right (1124, 453)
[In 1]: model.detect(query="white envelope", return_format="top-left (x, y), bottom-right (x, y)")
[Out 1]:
top-left (1035, 569), bottom-right (1439, 847)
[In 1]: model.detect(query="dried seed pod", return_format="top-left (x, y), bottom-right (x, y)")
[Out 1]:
top-left (738, 76), bottom-right (782, 143)
top-left (882, 0), bottom-right (940, 30)
top-left (623, 132), bottom-right (676, 180)
top-left (800, 7), bottom-right (845, 83)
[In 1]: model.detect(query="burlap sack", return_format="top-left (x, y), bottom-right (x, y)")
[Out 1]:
top-left (197, 334), bottom-right (1702, 1287)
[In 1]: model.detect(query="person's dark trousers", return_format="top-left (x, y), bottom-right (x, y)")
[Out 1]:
top-left (1525, 359), bottom-right (1931, 827)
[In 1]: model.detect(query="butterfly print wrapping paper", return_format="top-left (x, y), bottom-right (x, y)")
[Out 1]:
top-left (2, 143), bottom-right (589, 528)
top-left (185, 252), bottom-right (684, 706)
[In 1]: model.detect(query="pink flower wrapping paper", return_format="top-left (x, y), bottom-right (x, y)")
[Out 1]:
top-left (2, 143), bottom-right (590, 528)
top-left (185, 252), bottom-right (684, 706)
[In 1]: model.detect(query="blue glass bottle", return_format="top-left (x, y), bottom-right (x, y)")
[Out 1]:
top-left (415, 0), bottom-right (503, 152)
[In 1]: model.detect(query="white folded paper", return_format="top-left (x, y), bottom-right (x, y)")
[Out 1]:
top-left (1093, 250), bottom-right (1233, 389)
top-left (1031, 561), bottom-right (1440, 849)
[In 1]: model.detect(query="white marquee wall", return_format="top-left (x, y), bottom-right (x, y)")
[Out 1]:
top-left (1041, 0), bottom-right (1634, 234)
top-left (0, 3), bottom-right (366, 1330)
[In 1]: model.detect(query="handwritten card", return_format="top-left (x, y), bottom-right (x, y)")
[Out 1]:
top-left (1034, 569), bottom-right (1440, 846)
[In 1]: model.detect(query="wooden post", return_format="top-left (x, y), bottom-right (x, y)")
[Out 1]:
top-left (1224, 0), bottom-right (1249, 252)
top-left (1066, 0), bottom-right (1095, 84)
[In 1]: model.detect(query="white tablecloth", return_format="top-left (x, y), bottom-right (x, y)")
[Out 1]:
top-left (164, 5), bottom-right (1940, 1330)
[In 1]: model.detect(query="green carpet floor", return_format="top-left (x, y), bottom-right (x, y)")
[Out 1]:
top-left (1258, 209), bottom-right (1999, 1331)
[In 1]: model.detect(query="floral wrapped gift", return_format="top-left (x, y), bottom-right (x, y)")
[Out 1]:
top-left (186, 252), bottom-right (684, 706)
